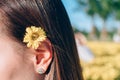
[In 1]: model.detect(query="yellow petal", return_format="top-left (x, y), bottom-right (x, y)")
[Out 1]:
top-left (27, 42), bottom-right (32, 48)
top-left (23, 26), bottom-right (46, 49)
top-left (26, 27), bottom-right (32, 33)
top-left (37, 36), bottom-right (46, 42)
top-left (23, 35), bottom-right (31, 42)
top-left (31, 26), bottom-right (38, 32)
top-left (32, 41), bottom-right (39, 49)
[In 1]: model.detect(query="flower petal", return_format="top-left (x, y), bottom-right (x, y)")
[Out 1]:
top-left (26, 27), bottom-right (32, 33)
top-left (27, 42), bottom-right (32, 48)
top-left (23, 26), bottom-right (46, 49)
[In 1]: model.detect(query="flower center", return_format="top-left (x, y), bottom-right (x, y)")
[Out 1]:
top-left (31, 33), bottom-right (39, 40)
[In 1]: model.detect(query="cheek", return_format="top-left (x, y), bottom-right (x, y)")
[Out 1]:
top-left (0, 37), bottom-right (36, 80)
top-left (0, 41), bottom-right (23, 80)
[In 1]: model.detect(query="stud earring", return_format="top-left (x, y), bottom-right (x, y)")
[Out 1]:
top-left (38, 68), bottom-right (45, 74)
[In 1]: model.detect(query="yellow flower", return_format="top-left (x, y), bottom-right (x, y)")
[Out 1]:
top-left (23, 26), bottom-right (46, 49)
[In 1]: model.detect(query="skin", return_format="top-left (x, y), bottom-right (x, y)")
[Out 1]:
top-left (0, 12), bottom-right (38, 79)
top-left (0, 33), bottom-right (39, 80)
top-left (0, 27), bottom-right (52, 80)
top-left (0, 13), bottom-right (52, 80)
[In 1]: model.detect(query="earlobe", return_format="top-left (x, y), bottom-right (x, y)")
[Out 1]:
top-left (34, 39), bottom-right (53, 74)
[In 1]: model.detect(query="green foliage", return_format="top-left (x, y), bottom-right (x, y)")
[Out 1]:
top-left (115, 72), bottom-right (120, 80)
top-left (98, 0), bottom-right (113, 20)
top-left (72, 27), bottom-right (89, 37)
top-left (77, 0), bottom-right (120, 21)
top-left (115, 11), bottom-right (120, 20)
top-left (73, 27), bottom-right (80, 33)
top-left (75, 0), bottom-right (120, 41)
top-left (77, 0), bottom-right (112, 20)
top-left (87, 0), bottom-right (99, 16)
top-left (112, 0), bottom-right (120, 20)
top-left (81, 30), bottom-right (89, 37)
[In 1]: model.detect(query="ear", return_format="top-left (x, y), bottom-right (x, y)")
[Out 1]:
top-left (33, 39), bottom-right (53, 74)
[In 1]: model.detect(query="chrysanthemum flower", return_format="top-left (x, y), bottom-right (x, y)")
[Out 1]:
top-left (23, 26), bottom-right (46, 49)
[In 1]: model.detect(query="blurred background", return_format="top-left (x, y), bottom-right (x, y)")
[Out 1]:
top-left (62, 0), bottom-right (120, 80)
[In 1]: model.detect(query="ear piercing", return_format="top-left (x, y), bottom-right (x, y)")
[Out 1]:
top-left (38, 68), bottom-right (45, 74)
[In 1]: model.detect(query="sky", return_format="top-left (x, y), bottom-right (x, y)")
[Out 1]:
top-left (62, 0), bottom-right (120, 32)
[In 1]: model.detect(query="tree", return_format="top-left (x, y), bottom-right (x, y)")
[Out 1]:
top-left (77, 0), bottom-right (99, 27)
top-left (112, 0), bottom-right (120, 25)
top-left (73, 27), bottom-right (80, 33)
top-left (88, 26), bottom-right (100, 40)
top-left (98, 0), bottom-right (112, 23)
top-left (77, 0), bottom-right (113, 41)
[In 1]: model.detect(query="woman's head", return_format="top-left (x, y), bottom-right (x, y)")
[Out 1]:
top-left (0, 0), bottom-right (83, 80)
